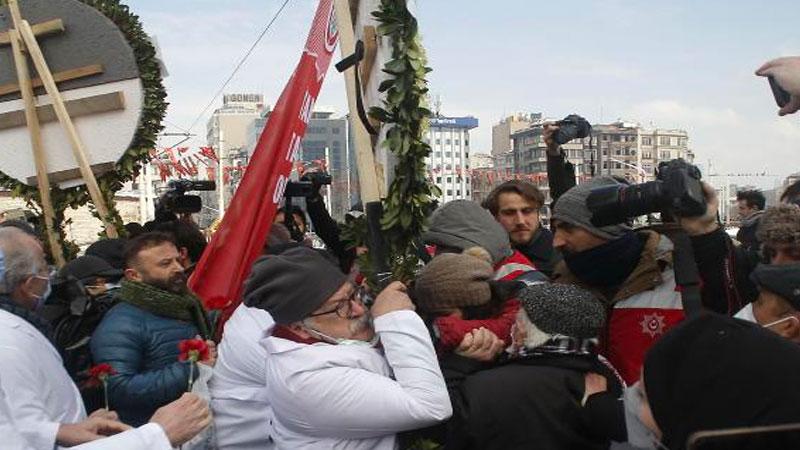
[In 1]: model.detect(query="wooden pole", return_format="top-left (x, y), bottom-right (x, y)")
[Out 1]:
top-left (13, 16), bottom-right (118, 238)
top-left (6, 1), bottom-right (66, 266)
top-left (333, 0), bottom-right (382, 203)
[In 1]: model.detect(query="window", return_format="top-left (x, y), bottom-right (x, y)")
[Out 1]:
top-left (465, 139), bottom-right (469, 146)
top-left (331, 128), bottom-right (340, 134)
top-left (660, 151), bottom-right (670, 160)
top-left (456, 190), bottom-right (461, 196)
top-left (615, 149), bottom-right (621, 156)
top-left (465, 152), bottom-right (469, 159)
top-left (615, 162), bottom-right (621, 169)
top-left (602, 149), bottom-right (608, 155)
top-left (445, 151), bottom-right (452, 158)
top-left (446, 164), bottom-right (452, 170)
top-left (659, 136), bottom-right (670, 146)
top-left (454, 139), bottom-right (460, 145)
top-left (306, 126), bottom-right (326, 134)
top-left (435, 139), bottom-right (441, 145)
top-left (642, 137), bottom-right (652, 146)
top-left (447, 176), bottom-right (452, 183)
top-left (643, 152), bottom-right (652, 159)
top-left (446, 139), bottom-right (451, 145)
top-left (602, 135), bottom-right (609, 141)
top-left (436, 177), bottom-right (441, 183)
top-left (613, 135), bottom-right (621, 142)
top-left (447, 189), bottom-right (453, 196)
top-left (466, 190), bottom-right (470, 196)
top-left (435, 152), bottom-right (441, 158)
top-left (603, 161), bottom-right (608, 169)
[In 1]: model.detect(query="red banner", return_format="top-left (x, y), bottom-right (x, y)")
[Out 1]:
top-left (189, 0), bottom-right (339, 326)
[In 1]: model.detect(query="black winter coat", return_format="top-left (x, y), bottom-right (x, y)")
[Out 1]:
top-left (441, 353), bottom-right (625, 450)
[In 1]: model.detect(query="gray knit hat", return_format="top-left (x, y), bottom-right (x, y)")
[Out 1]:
top-left (519, 283), bottom-right (605, 339)
top-left (243, 246), bottom-right (348, 324)
top-left (413, 253), bottom-right (494, 312)
top-left (551, 177), bottom-right (631, 240)
top-left (422, 200), bottom-right (513, 264)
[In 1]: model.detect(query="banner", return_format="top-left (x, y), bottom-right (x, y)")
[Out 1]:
top-left (189, 0), bottom-right (339, 325)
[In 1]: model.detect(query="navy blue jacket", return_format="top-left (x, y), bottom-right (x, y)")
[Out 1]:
top-left (90, 302), bottom-right (199, 426)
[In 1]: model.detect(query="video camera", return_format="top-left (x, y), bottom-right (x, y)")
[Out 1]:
top-left (284, 171), bottom-right (332, 198)
top-left (586, 158), bottom-right (706, 227)
top-left (156, 179), bottom-right (216, 215)
top-left (553, 114), bottom-right (592, 145)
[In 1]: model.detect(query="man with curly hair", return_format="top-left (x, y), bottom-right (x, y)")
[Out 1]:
top-left (756, 204), bottom-right (800, 264)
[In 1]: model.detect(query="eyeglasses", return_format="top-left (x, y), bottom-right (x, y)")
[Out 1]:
top-left (308, 284), bottom-right (366, 319)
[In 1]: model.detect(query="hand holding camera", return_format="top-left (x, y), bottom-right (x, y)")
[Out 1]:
top-left (544, 114), bottom-right (592, 156)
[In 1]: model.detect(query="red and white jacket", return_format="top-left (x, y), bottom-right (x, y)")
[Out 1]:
top-left (553, 231), bottom-right (685, 385)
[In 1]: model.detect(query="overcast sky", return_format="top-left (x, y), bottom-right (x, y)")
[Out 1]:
top-left (135, 0), bottom-right (800, 187)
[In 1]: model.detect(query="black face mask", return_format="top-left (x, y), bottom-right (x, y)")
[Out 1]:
top-left (563, 232), bottom-right (643, 287)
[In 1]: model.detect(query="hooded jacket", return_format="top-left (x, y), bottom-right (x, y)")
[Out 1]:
top-left (553, 230), bottom-right (685, 384)
top-left (645, 313), bottom-right (800, 450)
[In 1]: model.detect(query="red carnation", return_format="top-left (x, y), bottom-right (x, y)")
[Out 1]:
top-left (178, 338), bottom-right (210, 392)
top-left (85, 363), bottom-right (117, 388)
top-left (178, 338), bottom-right (210, 363)
top-left (86, 364), bottom-right (116, 410)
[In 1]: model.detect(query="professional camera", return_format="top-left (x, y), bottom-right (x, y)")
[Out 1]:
top-left (586, 158), bottom-right (706, 227)
top-left (283, 171), bottom-right (332, 198)
top-left (156, 179), bottom-right (216, 215)
top-left (553, 114), bottom-right (591, 145)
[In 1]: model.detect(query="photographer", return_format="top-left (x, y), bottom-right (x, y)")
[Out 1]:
top-left (302, 172), bottom-right (359, 273)
top-left (548, 173), bottom-right (758, 385)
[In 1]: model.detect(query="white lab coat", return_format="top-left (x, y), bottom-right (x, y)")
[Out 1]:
top-left (263, 310), bottom-right (452, 450)
top-left (0, 309), bottom-right (172, 449)
top-left (210, 304), bottom-right (276, 449)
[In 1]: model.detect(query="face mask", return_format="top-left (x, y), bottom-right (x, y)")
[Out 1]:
top-left (734, 303), bottom-right (756, 323)
top-left (763, 315), bottom-right (800, 329)
top-left (623, 384), bottom-right (669, 450)
top-left (302, 323), bottom-right (380, 347)
top-left (32, 276), bottom-right (52, 311)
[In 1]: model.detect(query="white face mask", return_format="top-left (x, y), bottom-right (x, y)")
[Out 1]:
top-left (734, 303), bottom-right (756, 323)
top-left (623, 384), bottom-right (670, 450)
top-left (302, 323), bottom-right (380, 347)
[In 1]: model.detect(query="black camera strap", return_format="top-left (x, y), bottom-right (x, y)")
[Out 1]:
top-left (669, 231), bottom-right (704, 318)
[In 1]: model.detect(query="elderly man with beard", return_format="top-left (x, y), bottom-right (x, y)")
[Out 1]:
top-left (91, 232), bottom-right (215, 426)
top-left (244, 246), bottom-right (452, 449)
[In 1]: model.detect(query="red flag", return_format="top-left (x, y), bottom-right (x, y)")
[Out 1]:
top-left (189, 0), bottom-right (339, 331)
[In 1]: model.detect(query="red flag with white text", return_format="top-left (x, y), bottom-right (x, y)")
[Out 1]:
top-left (189, 0), bottom-right (339, 329)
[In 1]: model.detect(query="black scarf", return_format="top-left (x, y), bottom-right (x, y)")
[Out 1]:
top-left (516, 227), bottom-right (560, 277)
top-left (0, 295), bottom-right (54, 343)
top-left (563, 231), bottom-right (644, 288)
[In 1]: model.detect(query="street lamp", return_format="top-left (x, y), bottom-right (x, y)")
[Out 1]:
top-left (608, 157), bottom-right (647, 183)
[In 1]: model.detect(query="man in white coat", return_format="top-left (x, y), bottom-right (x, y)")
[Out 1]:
top-left (211, 303), bottom-right (276, 449)
top-left (0, 227), bottom-right (210, 449)
top-left (243, 246), bottom-right (452, 449)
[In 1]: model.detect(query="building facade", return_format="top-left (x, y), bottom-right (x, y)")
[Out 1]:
top-left (245, 109), bottom-right (354, 220)
top-left (491, 113), bottom-right (539, 156)
top-left (424, 115), bottom-right (479, 202)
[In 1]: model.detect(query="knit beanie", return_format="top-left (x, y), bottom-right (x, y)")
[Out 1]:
top-left (413, 252), bottom-right (494, 313)
top-left (243, 246), bottom-right (348, 324)
top-left (750, 263), bottom-right (800, 310)
top-left (518, 283), bottom-right (605, 339)
top-left (422, 200), bottom-right (513, 264)
top-left (551, 177), bottom-right (631, 240)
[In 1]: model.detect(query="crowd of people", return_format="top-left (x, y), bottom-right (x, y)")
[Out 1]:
top-left (0, 57), bottom-right (800, 450)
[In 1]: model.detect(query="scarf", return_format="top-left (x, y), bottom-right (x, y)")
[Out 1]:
top-left (516, 227), bottom-right (560, 276)
top-left (511, 335), bottom-right (599, 359)
top-left (563, 231), bottom-right (644, 288)
top-left (0, 295), bottom-right (54, 343)
top-left (118, 280), bottom-right (211, 339)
